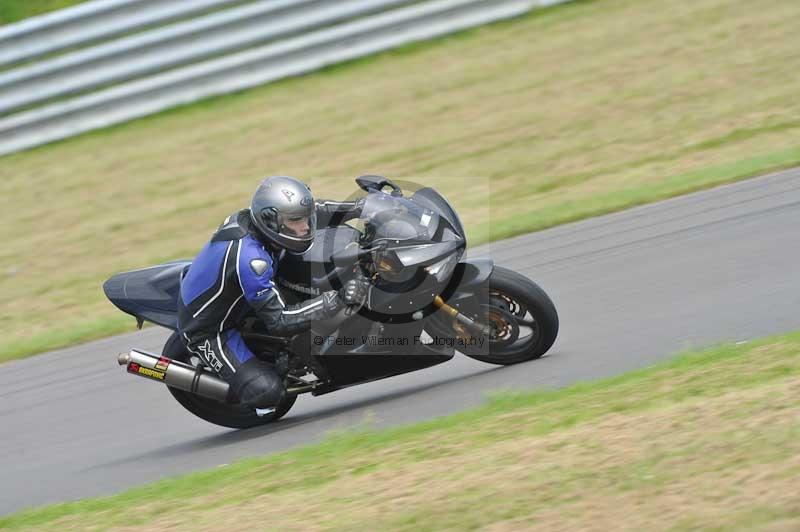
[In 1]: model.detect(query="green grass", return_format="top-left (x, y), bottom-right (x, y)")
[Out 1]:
top-left (0, 0), bottom-right (88, 25)
top-left (2, 0), bottom-right (800, 363)
top-left (3, 332), bottom-right (799, 531)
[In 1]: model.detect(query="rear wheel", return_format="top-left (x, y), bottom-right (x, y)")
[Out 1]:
top-left (162, 332), bottom-right (297, 429)
top-left (463, 266), bottom-right (559, 365)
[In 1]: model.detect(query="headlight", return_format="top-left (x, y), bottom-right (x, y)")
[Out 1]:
top-left (373, 250), bottom-right (413, 282)
top-left (425, 253), bottom-right (459, 283)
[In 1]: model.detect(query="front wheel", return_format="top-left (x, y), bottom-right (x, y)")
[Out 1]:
top-left (463, 266), bottom-right (559, 365)
top-left (162, 332), bottom-right (297, 429)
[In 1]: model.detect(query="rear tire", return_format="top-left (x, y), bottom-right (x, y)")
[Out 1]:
top-left (162, 332), bottom-right (297, 429)
top-left (463, 266), bottom-right (559, 365)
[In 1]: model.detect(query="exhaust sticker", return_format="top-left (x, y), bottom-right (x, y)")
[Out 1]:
top-left (127, 362), bottom-right (166, 381)
top-left (155, 357), bottom-right (171, 372)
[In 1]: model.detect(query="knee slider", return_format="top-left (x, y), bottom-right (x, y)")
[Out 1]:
top-left (229, 359), bottom-right (285, 409)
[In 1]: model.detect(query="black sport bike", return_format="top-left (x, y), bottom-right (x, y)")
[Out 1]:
top-left (105, 176), bottom-right (559, 428)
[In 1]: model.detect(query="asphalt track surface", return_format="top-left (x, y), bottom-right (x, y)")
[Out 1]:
top-left (2, 169), bottom-right (799, 515)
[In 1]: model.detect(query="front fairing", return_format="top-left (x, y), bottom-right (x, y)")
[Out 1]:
top-left (359, 190), bottom-right (466, 316)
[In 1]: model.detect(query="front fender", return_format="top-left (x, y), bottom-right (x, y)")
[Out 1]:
top-left (451, 258), bottom-right (494, 291)
top-left (437, 258), bottom-right (494, 319)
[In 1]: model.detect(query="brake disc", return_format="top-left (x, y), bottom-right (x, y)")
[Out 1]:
top-left (480, 303), bottom-right (520, 348)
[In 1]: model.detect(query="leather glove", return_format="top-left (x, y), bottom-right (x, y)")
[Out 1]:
top-left (339, 277), bottom-right (370, 307)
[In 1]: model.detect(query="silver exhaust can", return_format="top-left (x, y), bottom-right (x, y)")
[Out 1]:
top-left (118, 349), bottom-right (230, 403)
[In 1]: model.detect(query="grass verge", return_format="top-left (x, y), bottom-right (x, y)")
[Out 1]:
top-left (3, 332), bottom-right (799, 530)
top-left (2, 0), bottom-right (800, 362)
top-left (0, 0), bottom-right (88, 25)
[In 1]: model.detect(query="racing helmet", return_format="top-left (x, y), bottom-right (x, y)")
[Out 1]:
top-left (249, 176), bottom-right (316, 254)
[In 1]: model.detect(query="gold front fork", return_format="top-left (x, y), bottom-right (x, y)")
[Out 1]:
top-left (433, 296), bottom-right (489, 337)
top-left (433, 295), bottom-right (459, 317)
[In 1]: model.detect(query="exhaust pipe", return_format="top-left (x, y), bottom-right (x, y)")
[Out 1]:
top-left (118, 349), bottom-right (231, 403)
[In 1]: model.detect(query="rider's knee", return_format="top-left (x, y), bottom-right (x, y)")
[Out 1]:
top-left (229, 359), bottom-right (285, 409)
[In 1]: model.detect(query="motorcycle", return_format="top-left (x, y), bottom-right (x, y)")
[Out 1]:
top-left (104, 176), bottom-right (559, 428)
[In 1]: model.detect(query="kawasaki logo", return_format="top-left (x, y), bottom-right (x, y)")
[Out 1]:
top-left (278, 278), bottom-right (321, 296)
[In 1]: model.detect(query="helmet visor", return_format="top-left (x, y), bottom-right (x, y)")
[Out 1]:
top-left (277, 211), bottom-right (316, 239)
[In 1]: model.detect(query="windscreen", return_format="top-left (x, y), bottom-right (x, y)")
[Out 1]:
top-left (361, 192), bottom-right (440, 243)
top-left (410, 187), bottom-right (465, 241)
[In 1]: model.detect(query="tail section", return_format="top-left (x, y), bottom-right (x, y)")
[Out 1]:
top-left (103, 261), bottom-right (190, 330)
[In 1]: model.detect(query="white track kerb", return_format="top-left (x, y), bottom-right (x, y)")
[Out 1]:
top-left (0, 0), bottom-right (572, 157)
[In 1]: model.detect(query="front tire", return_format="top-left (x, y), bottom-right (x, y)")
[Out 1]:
top-left (463, 266), bottom-right (559, 365)
top-left (162, 332), bottom-right (297, 429)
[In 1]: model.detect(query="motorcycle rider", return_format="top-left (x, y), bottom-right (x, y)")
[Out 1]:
top-left (177, 176), bottom-right (370, 411)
